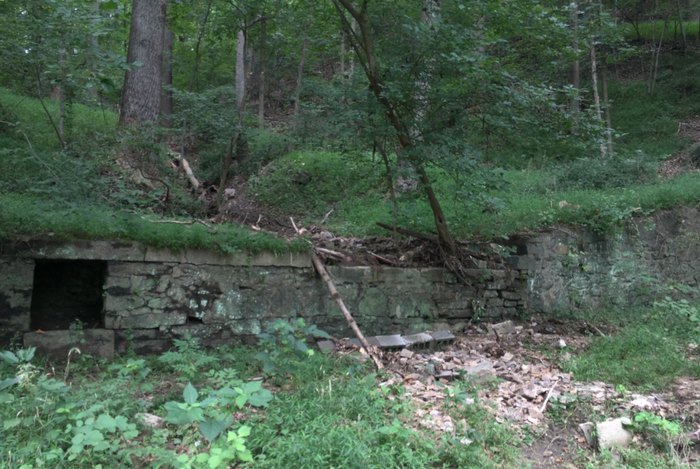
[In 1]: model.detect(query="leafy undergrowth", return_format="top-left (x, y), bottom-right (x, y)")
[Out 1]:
top-left (560, 295), bottom-right (700, 391)
top-left (252, 149), bottom-right (700, 239)
top-left (0, 328), bottom-right (521, 468)
top-left (0, 193), bottom-right (307, 255)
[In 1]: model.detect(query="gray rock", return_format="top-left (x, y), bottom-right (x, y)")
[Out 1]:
top-left (596, 417), bottom-right (633, 450)
top-left (488, 320), bottom-right (516, 337)
top-left (24, 329), bottom-right (115, 359)
top-left (135, 413), bottom-right (165, 429)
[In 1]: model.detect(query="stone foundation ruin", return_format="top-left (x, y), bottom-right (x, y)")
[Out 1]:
top-left (1, 207), bottom-right (699, 357)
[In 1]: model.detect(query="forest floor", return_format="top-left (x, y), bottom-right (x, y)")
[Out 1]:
top-left (365, 318), bottom-right (700, 468)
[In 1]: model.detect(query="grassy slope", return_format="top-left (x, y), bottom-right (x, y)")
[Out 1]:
top-left (3, 51), bottom-right (700, 248)
top-left (253, 53), bottom-right (700, 239)
top-left (0, 88), bottom-right (304, 254)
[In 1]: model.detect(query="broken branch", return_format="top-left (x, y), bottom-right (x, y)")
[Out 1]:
top-left (310, 251), bottom-right (383, 370)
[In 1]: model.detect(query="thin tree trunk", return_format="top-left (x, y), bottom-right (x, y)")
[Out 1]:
top-left (160, 26), bottom-right (174, 117)
top-left (571, 2), bottom-right (580, 130)
top-left (649, 19), bottom-right (666, 94)
top-left (590, 44), bottom-right (607, 158)
top-left (235, 29), bottom-right (246, 115)
top-left (34, 67), bottom-right (65, 150)
top-left (218, 29), bottom-right (247, 203)
top-left (88, 0), bottom-right (100, 100)
top-left (257, 19), bottom-right (267, 127)
top-left (676, 0), bottom-right (687, 52)
top-left (119, 0), bottom-right (166, 126)
top-left (293, 35), bottom-right (308, 121)
top-left (333, 0), bottom-right (458, 258)
top-left (602, 61), bottom-right (613, 156)
top-left (348, 18), bottom-right (356, 77)
top-left (340, 27), bottom-right (346, 77)
top-left (189, 0), bottom-right (213, 91)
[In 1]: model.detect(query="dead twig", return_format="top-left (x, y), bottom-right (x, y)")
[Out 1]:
top-left (539, 379), bottom-right (560, 414)
top-left (169, 150), bottom-right (201, 191)
top-left (140, 217), bottom-right (214, 230)
top-left (291, 217), bottom-right (383, 370)
top-left (320, 209), bottom-right (334, 225)
top-left (315, 246), bottom-right (352, 263)
top-left (367, 251), bottom-right (397, 265)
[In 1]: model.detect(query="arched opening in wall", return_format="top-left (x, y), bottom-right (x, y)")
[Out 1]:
top-left (30, 260), bottom-right (106, 330)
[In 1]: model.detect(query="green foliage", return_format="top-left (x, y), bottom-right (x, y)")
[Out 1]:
top-left (248, 353), bottom-right (520, 469)
top-left (0, 192), bottom-right (305, 255)
top-left (630, 412), bottom-right (683, 452)
top-left (255, 318), bottom-right (331, 374)
top-left (564, 326), bottom-right (695, 390)
top-left (157, 335), bottom-right (219, 381)
top-left (250, 150), bottom-right (385, 219)
top-left (175, 425), bottom-right (253, 468)
top-left (652, 296), bottom-right (700, 337)
top-left (163, 380), bottom-right (270, 445)
top-left (553, 155), bottom-right (657, 190)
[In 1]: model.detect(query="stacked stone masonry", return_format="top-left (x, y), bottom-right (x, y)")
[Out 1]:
top-left (1, 207), bottom-right (698, 357)
top-left (0, 240), bottom-right (525, 356)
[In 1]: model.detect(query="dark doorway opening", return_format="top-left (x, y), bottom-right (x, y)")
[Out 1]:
top-left (30, 260), bottom-right (106, 330)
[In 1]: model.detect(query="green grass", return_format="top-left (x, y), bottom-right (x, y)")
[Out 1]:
top-left (621, 20), bottom-right (700, 43)
top-left (0, 88), bottom-right (302, 254)
top-left (253, 149), bottom-right (700, 239)
top-left (0, 338), bottom-right (521, 468)
top-left (0, 87), bottom-right (117, 150)
top-left (560, 299), bottom-right (700, 391)
top-left (0, 192), bottom-right (307, 255)
top-left (563, 325), bottom-right (696, 390)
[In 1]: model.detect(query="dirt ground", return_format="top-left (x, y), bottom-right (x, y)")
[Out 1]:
top-left (348, 318), bottom-right (700, 468)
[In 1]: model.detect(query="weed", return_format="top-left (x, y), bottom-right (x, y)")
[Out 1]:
top-left (630, 411), bottom-right (683, 452)
top-left (563, 325), bottom-right (698, 390)
top-left (255, 318), bottom-right (331, 375)
top-left (157, 334), bottom-right (219, 381)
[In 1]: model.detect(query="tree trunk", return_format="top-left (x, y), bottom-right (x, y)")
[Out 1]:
top-left (333, 0), bottom-right (457, 258)
top-left (590, 44), bottom-right (607, 158)
top-left (293, 35), bottom-right (308, 121)
top-left (235, 29), bottom-right (246, 115)
top-left (160, 26), bottom-right (174, 117)
top-left (649, 18), bottom-right (666, 94)
top-left (119, 0), bottom-right (166, 126)
top-left (340, 27), bottom-right (346, 77)
top-left (570, 2), bottom-right (580, 130)
top-left (257, 19), bottom-right (267, 127)
top-left (676, 0), bottom-right (687, 52)
top-left (189, 0), bottom-right (213, 92)
top-left (602, 61), bottom-right (613, 156)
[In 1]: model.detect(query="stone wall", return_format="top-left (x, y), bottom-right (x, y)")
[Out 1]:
top-left (0, 240), bottom-right (525, 356)
top-left (510, 207), bottom-right (700, 312)
top-left (2, 206), bottom-right (698, 356)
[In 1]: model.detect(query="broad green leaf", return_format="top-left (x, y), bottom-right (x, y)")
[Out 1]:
top-left (237, 425), bottom-right (251, 437)
top-left (0, 351), bottom-right (18, 364)
top-left (3, 418), bottom-right (21, 429)
top-left (240, 380), bottom-right (262, 394)
top-left (247, 389), bottom-right (273, 408)
top-left (208, 453), bottom-right (224, 469)
top-left (0, 392), bottom-right (14, 404)
top-left (235, 394), bottom-right (248, 408)
top-left (199, 416), bottom-right (232, 442)
top-left (0, 377), bottom-right (18, 391)
top-left (164, 401), bottom-right (204, 425)
top-left (183, 383), bottom-right (198, 404)
top-left (95, 414), bottom-right (117, 433)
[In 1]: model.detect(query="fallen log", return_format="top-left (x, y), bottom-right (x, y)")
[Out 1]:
top-left (291, 217), bottom-right (383, 370)
top-left (310, 251), bottom-right (383, 370)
